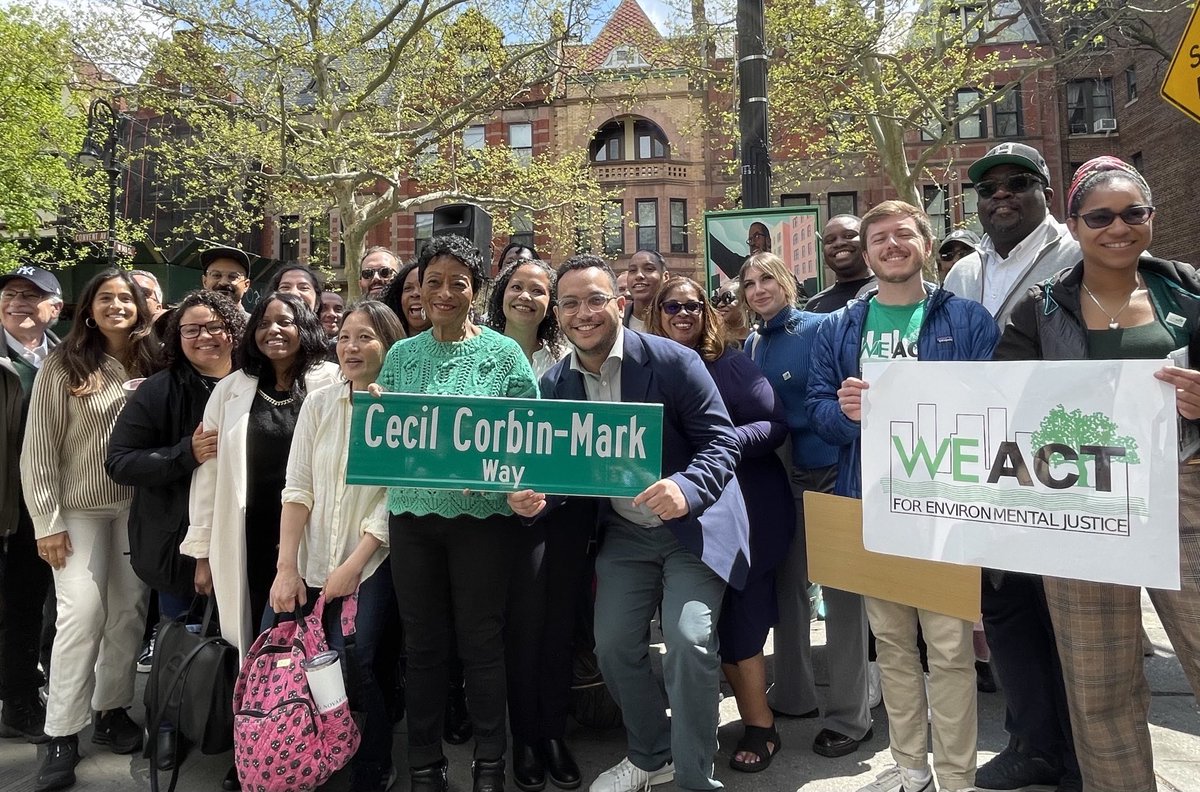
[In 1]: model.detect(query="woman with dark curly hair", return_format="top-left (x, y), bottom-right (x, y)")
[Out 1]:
top-left (20, 268), bottom-right (161, 791)
top-left (105, 289), bottom-right (244, 770)
top-left (382, 260), bottom-right (431, 337)
top-left (182, 292), bottom-right (338, 660)
top-left (486, 258), bottom-right (565, 377)
top-left (369, 234), bottom-right (538, 792)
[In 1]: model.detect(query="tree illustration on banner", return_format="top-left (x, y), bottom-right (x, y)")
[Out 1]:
top-left (1030, 404), bottom-right (1140, 488)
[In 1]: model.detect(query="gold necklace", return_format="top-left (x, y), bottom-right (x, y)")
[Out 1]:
top-left (1081, 274), bottom-right (1142, 330)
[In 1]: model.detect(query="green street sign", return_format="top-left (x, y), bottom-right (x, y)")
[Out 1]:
top-left (347, 392), bottom-right (664, 497)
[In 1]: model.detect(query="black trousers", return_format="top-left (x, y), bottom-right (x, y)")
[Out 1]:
top-left (0, 507), bottom-right (53, 701)
top-left (982, 571), bottom-right (1079, 774)
top-left (390, 512), bottom-right (514, 768)
top-left (505, 500), bottom-right (595, 745)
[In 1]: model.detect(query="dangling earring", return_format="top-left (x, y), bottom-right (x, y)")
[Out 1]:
top-left (85, 317), bottom-right (97, 329)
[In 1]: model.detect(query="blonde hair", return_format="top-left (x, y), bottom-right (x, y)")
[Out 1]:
top-left (737, 252), bottom-right (797, 317)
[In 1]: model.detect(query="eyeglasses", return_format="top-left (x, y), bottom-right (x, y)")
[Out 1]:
top-left (1072, 205), bottom-right (1155, 229)
top-left (204, 270), bottom-right (245, 283)
top-left (712, 291), bottom-right (737, 307)
top-left (746, 232), bottom-right (768, 245)
top-left (0, 289), bottom-right (48, 302)
top-left (179, 321), bottom-right (228, 339)
top-left (360, 267), bottom-right (396, 281)
top-left (974, 174), bottom-right (1045, 199)
top-left (937, 251), bottom-right (958, 263)
top-left (558, 293), bottom-right (618, 314)
top-left (661, 300), bottom-right (704, 316)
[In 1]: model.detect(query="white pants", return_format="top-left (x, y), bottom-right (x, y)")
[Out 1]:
top-left (44, 503), bottom-right (147, 737)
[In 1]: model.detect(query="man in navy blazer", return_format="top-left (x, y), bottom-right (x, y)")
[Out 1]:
top-left (509, 255), bottom-right (750, 792)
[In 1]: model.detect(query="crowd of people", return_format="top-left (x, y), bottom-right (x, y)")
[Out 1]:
top-left (0, 145), bottom-right (1197, 792)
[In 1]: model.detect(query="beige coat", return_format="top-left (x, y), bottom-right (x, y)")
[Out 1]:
top-left (181, 363), bottom-right (340, 659)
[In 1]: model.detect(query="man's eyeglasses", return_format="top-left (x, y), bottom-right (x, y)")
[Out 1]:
top-left (712, 291), bottom-right (737, 307)
top-left (1072, 205), bottom-right (1154, 230)
top-left (558, 294), bottom-right (618, 314)
top-left (974, 174), bottom-right (1046, 199)
top-left (0, 289), bottom-right (47, 302)
top-left (204, 270), bottom-right (245, 283)
top-left (661, 300), bottom-right (704, 316)
top-left (179, 321), bottom-right (228, 339)
top-left (746, 231), bottom-right (769, 245)
top-left (360, 267), bottom-right (396, 281)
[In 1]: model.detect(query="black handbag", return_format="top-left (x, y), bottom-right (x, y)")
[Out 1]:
top-left (145, 596), bottom-right (237, 792)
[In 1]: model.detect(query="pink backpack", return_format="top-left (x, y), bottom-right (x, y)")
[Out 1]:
top-left (232, 594), bottom-right (361, 792)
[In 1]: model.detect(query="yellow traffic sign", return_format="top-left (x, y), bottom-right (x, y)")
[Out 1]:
top-left (1162, 3), bottom-right (1200, 124)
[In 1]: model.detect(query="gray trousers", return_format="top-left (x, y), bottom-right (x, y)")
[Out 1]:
top-left (594, 515), bottom-right (727, 791)
top-left (767, 464), bottom-right (872, 739)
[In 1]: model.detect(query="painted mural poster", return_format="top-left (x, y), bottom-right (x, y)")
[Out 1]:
top-left (703, 206), bottom-right (822, 297)
top-left (860, 359), bottom-right (1181, 589)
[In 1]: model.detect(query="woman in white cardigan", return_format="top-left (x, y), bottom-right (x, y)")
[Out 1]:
top-left (182, 292), bottom-right (338, 661)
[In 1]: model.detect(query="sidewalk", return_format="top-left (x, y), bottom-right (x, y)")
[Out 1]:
top-left (1, 593), bottom-right (1196, 791)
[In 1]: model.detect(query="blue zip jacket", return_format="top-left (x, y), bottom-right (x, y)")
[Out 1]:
top-left (806, 285), bottom-right (1000, 498)
top-left (745, 306), bottom-right (839, 469)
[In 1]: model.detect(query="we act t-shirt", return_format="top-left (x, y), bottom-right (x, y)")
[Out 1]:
top-left (861, 297), bottom-right (925, 361)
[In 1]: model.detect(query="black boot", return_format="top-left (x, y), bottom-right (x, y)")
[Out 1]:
top-left (473, 757), bottom-right (506, 792)
top-left (411, 760), bottom-right (449, 792)
top-left (0, 694), bottom-right (49, 743)
top-left (512, 743), bottom-right (545, 792)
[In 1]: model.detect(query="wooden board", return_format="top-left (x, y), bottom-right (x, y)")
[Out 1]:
top-left (804, 491), bottom-right (982, 621)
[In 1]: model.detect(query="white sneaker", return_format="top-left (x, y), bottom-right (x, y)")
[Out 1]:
top-left (589, 758), bottom-right (675, 792)
top-left (868, 661), bottom-right (883, 709)
top-left (856, 766), bottom-right (936, 792)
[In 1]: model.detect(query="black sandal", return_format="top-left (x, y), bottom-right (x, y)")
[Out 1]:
top-left (729, 724), bottom-right (782, 773)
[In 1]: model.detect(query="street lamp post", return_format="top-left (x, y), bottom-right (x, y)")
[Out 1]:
top-left (77, 98), bottom-right (128, 267)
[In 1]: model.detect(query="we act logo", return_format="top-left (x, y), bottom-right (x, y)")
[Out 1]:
top-left (884, 403), bottom-right (1142, 535)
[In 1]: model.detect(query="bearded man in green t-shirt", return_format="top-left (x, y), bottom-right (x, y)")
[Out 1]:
top-left (807, 200), bottom-right (998, 792)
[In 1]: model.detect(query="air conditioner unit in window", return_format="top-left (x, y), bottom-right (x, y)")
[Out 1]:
top-left (1094, 118), bottom-right (1118, 133)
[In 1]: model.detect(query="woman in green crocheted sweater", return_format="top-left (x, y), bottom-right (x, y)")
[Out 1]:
top-left (372, 234), bottom-right (537, 792)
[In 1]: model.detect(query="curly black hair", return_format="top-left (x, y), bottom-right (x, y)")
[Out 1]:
top-left (162, 290), bottom-right (247, 370)
top-left (237, 291), bottom-right (328, 398)
top-left (486, 259), bottom-right (564, 358)
top-left (417, 234), bottom-right (488, 294)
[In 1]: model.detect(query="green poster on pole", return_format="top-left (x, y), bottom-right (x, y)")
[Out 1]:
top-left (347, 392), bottom-right (664, 497)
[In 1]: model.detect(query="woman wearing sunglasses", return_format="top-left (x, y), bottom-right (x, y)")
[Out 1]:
top-left (995, 156), bottom-right (1200, 792)
top-left (647, 276), bottom-right (794, 774)
top-left (712, 280), bottom-right (750, 344)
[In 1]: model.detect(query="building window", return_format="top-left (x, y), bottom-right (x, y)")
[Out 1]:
top-left (636, 199), bottom-right (658, 251)
top-left (1131, 151), bottom-right (1144, 172)
top-left (510, 211), bottom-right (534, 249)
top-left (414, 212), bottom-right (434, 255)
top-left (993, 88), bottom-right (1022, 138)
top-left (634, 120), bottom-right (668, 160)
top-left (590, 121), bottom-right (623, 162)
top-left (1066, 78), bottom-right (1114, 135)
top-left (828, 191), bottom-right (857, 218)
top-left (956, 88), bottom-right (986, 139)
top-left (601, 201), bottom-right (624, 256)
top-left (278, 215), bottom-right (300, 262)
top-left (924, 185), bottom-right (949, 239)
top-left (416, 134), bottom-right (438, 169)
top-left (508, 122), bottom-right (532, 166)
top-left (669, 199), bottom-right (688, 253)
top-left (781, 193), bottom-right (812, 206)
top-left (463, 125), bottom-right (486, 150)
top-left (962, 186), bottom-right (982, 235)
top-left (600, 45), bottom-right (649, 70)
top-left (1125, 66), bottom-right (1138, 101)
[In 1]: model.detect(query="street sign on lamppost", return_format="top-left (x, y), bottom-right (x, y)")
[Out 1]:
top-left (77, 98), bottom-right (129, 267)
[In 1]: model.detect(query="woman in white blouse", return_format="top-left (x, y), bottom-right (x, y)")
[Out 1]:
top-left (268, 300), bottom-right (404, 792)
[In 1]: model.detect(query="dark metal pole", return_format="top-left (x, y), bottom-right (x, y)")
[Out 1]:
top-left (737, 0), bottom-right (770, 209)
top-left (107, 167), bottom-right (118, 268)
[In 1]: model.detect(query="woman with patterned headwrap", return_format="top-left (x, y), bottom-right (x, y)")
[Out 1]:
top-left (995, 156), bottom-right (1200, 792)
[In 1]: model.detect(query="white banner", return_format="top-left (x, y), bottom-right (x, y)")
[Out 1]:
top-left (861, 359), bottom-right (1181, 589)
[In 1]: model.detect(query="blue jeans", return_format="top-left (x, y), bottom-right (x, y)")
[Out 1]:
top-left (593, 515), bottom-right (727, 791)
top-left (262, 564), bottom-right (396, 776)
